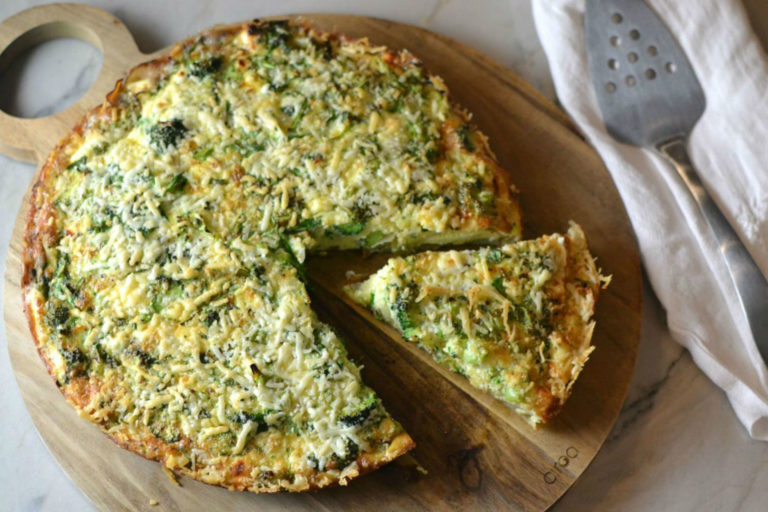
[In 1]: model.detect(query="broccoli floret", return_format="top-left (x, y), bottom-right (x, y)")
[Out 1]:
top-left (487, 249), bottom-right (503, 264)
top-left (277, 234), bottom-right (307, 282)
top-left (164, 174), bottom-right (188, 195)
top-left (148, 119), bottom-right (188, 152)
top-left (188, 56), bottom-right (223, 78)
top-left (61, 348), bottom-right (87, 367)
top-left (95, 343), bottom-right (120, 367)
top-left (364, 230), bottom-right (385, 248)
top-left (394, 294), bottom-right (414, 333)
top-left (330, 437), bottom-right (359, 469)
top-left (457, 124), bottom-right (475, 152)
top-left (397, 308), bottom-right (413, 331)
top-left (313, 39), bottom-right (334, 60)
top-left (257, 20), bottom-right (292, 51)
top-left (66, 156), bottom-right (89, 172)
top-left (204, 310), bottom-right (220, 327)
top-left (231, 411), bottom-right (269, 433)
top-left (192, 146), bottom-right (214, 161)
top-left (285, 217), bottom-right (320, 234)
top-left (339, 392), bottom-right (377, 426)
top-left (60, 347), bottom-right (89, 378)
top-left (129, 349), bottom-right (157, 368)
top-left (332, 221), bottom-right (365, 236)
top-left (49, 304), bottom-right (70, 328)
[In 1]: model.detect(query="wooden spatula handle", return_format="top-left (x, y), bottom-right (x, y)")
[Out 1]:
top-left (0, 3), bottom-right (144, 164)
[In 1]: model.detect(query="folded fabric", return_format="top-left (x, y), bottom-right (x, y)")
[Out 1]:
top-left (532, 0), bottom-right (768, 439)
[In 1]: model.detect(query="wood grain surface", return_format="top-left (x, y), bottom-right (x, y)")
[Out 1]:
top-left (1, 4), bottom-right (642, 511)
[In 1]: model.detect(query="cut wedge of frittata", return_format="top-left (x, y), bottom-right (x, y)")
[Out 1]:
top-left (345, 223), bottom-right (607, 425)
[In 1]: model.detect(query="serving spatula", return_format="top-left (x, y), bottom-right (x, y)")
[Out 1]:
top-left (585, 0), bottom-right (768, 366)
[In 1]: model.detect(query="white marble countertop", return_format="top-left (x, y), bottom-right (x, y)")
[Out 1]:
top-left (1, 1), bottom-right (767, 511)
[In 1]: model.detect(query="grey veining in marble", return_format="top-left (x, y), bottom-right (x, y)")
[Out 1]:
top-left (1, 1), bottom-right (767, 511)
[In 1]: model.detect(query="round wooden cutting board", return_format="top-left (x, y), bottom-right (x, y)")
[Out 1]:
top-left (1, 4), bottom-right (642, 511)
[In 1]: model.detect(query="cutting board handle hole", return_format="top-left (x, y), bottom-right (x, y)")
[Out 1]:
top-left (0, 25), bottom-right (102, 119)
top-left (0, 4), bottom-right (141, 162)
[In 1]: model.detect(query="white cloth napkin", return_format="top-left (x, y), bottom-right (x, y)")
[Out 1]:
top-left (532, 0), bottom-right (768, 439)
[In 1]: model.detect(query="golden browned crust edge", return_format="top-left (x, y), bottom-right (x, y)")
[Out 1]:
top-left (534, 223), bottom-right (603, 424)
top-left (26, 279), bottom-right (414, 492)
top-left (103, 425), bottom-right (415, 493)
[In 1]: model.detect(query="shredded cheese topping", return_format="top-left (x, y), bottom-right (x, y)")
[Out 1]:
top-left (346, 223), bottom-right (605, 425)
top-left (25, 20), bottom-right (520, 490)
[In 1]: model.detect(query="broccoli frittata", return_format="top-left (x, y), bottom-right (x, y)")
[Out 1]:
top-left (346, 224), bottom-right (607, 425)
top-left (22, 19), bottom-right (521, 492)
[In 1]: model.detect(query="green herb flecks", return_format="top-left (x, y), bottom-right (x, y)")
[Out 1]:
top-left (164, 174), bottom-right (188, 195)
top-left (189, 56), bottom-right (223, 78)
top-left (285, 217), bottom-right (320, 234)
top-left (193, 146), bottom-right (215, 161)
top-left (339, 392), bottom-right (377, 426)
top-left (457, 124), bottom-right (475, 152)
top-left (333, 221), bottom-right (365, 236)
top-left (67, 156), bottom-right (89, 173)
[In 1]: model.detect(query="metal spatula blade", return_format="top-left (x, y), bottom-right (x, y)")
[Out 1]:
top-left (585, 0), bottom-right (705, 146)
top-left (585, 0), bottom-right (768, 367)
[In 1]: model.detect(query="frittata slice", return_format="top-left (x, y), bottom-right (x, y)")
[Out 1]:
top-left (345, 224), bottom-right (607, 425)
top-left (24, 228), bottom-right (413, 491)
top-left (114, 18), bottom-right (520, 253)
